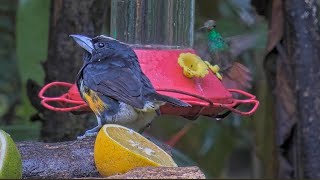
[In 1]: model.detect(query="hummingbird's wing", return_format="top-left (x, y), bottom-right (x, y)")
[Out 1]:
top-left (81, 56), bottom-right (154, 109)
top-left (225, 33), bottom-right (259, 58)
top-left (221, 33), bottom-right (257, 90)
top-left (193, 31), bottom-right (213, 62)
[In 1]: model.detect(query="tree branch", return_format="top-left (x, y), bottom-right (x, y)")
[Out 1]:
top-left (17, 138), bottom-right (204, 179)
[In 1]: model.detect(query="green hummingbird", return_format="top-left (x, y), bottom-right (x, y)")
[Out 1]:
top-left (194, 19), bottom-right (257, 90)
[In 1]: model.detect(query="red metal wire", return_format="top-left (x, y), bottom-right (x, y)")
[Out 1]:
top-left (38, 82), bottom-right (87, 112)
top-left (228, 89), bottom-right (256, 100)
top-left (156, 88), bottom-right (259, 116)
top-left (156, 88), bottom-right (213, 106)
top-left (223, 89), bottom-right (259, 116)
top-left (165, 123), bottom-right (194, 147)
top-left (39, 82), bottom-right (73, 99)
top-left (38, 82), bottom-right (259, 116)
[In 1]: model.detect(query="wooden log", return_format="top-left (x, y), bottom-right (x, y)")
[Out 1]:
top-left (75, 167), bottom-right (205, 179)
top-left (17, 137), bottom-right (99, 179)
top-left (17, 138), bottom-right (204, 179)
top-left (106, 166), bottom-right (205, 179)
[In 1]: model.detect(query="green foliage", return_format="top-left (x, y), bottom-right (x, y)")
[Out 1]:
top-left (1, 124), bottom-right (40, 141)
top-left (0, 0), bottom-right (20, 124)
top-left (15, 0), bottom-right (50, 124)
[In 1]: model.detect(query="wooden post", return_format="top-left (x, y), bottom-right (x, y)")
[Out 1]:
top-left (110, 0), bottom-right (194, 48)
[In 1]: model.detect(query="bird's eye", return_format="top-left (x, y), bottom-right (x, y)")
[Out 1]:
top-left (98, 42), bottom-right (104, 48)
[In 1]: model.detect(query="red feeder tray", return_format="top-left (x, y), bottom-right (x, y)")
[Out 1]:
top-left (39, 48), bottom-right (259, 119)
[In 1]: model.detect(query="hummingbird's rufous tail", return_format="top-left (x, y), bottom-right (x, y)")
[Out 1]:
top-left (222, 62), bottom-right (252, 91)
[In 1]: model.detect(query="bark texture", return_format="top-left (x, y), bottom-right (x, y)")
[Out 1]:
top-left (18, 137), bottom-right (98, 178)
top-left (17, 138), bottom-right (204, 179)
top-left (27, 0), bottom-right (108, 142)
top-left (284, 0), bottom-right (320, 178)
top-left (253, 0), bottom-right (320, 178)
top-left (105, 166), bottom-right (205, 179)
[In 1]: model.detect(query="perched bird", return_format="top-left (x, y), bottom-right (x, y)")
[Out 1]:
top-left (194, 19), bottom-right (257, 90)
top-left (70, 34), bottom-right (190, 139)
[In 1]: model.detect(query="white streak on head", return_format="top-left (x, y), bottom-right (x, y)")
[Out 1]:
top-left (97, 35), bottom-right (129, 46)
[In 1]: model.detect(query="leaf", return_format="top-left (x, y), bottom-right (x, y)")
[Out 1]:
top-left (16, 0), bottom-right (50, 84)
top-left (15, 0), bottom-right (50, 123)
top-left (0, 0), bottom-right (20, 124)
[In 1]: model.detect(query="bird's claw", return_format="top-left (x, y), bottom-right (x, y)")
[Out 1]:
top-left (77, 131), bottom-right (98, 140)
top-left (77, 126), bottom-right (101, 140)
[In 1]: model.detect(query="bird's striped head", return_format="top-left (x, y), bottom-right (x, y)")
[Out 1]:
top-left (199, 19), bottom-right (216, 31)
top-left (70, 34), bottom-right (134, 61)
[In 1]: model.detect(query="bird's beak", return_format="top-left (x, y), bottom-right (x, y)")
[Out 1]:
top-left (197, 26), bottom-right (206, 31)
top-left (70, 34), bottom-right (94, 54)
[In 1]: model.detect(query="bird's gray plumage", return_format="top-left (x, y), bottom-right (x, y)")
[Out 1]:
top-left (71, 34), bottom-right (190, 138)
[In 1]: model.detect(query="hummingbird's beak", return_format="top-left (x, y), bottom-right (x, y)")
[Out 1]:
top-left (197, 26), bottom-right (206, 31)
top-left (70, 34), bottom-right (94, 54)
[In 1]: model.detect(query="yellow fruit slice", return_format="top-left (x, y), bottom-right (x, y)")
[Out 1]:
top-left (0, 129), bottom-right (22, 179)
top-left (94, 124), bottom-right (177, 177)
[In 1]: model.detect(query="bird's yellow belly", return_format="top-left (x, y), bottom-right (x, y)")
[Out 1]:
top-left (82, 90), bottom-right (107, 115)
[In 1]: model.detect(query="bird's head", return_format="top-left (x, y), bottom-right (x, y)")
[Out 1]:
top-left (70, 34), bottom-right (132, 60)
top-left (199, 20), bottom-right (216, 31)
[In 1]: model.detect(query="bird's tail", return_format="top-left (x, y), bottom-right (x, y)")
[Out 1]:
top-left (153, 93), bottom-right (191, 107)
top-left (222, 62), bottom-right (252, 91)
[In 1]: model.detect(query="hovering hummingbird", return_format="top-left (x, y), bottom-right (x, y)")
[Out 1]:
top-left (194, 19), bottom-right (257, 90)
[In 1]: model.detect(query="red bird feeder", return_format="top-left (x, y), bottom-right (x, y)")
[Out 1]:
top-left (39, 48), bottom-right (259, 120)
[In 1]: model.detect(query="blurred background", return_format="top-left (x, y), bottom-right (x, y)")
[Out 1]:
top-left (1, 0), bottom-right (320, 179)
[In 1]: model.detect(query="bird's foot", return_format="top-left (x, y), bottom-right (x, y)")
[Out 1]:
top-left (138, 122), bottom-right (152, 134)
top-left (77, 126), bottom-right (101, 140)
top-left (77, 132), bottom-right (97, 140)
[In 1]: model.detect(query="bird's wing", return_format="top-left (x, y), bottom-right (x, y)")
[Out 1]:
top-left (193, 32), bottom-right (213, 62)
top-left (225, 33), bottom-right (259, 58)
top-left (82, 57), bottom-right (150, 109)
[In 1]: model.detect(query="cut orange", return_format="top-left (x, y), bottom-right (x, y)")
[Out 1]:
top-left (94, 124), bottom-right (177, 177)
